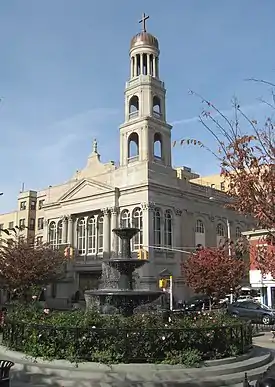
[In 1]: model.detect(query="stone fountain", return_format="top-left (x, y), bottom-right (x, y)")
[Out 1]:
top-left (84, 227), bottom-right (162, 316)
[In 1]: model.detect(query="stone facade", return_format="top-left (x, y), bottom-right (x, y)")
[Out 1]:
top-left (0, 20), bottom-right (253, 306)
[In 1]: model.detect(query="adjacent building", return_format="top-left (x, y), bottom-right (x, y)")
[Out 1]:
top-left (0, 15), bottom-right (253, 307)
top-left (244, 229), bottom-right (275, 307)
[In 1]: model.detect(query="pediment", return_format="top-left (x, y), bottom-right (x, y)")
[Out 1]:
top-left (59, 178), bottom-right (114, 202)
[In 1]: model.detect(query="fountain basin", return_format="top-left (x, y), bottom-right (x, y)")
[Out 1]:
top-left (106, 258), bottom-right (147, 273)
top-left (85, 289), bottom-right (162, 316)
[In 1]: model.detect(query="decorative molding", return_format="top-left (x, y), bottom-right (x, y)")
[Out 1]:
top-left (110, 206), bottom-right (119, 215)
top-left (68, 215), bottom-right (73, 223)
top-left (61, 215), bottom-right (69, 222)
top-left (101, 207), bottom-right (110, 216)
top-left (141, 202), bottom-right (155, 212)
top-left (175, 208), bottom-right (182, 216)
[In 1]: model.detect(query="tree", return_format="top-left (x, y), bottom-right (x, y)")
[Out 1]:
top-left (174, 89), bottom-right (275, 230)
top-left (0, 236), bottom-right (67, 299)
top-left (181, 247), bottom-right (247, 301)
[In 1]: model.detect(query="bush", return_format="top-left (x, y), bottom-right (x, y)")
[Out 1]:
top-left (2, 306), bottom-right (252, 366)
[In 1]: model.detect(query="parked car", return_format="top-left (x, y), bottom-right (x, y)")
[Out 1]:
top-left (184, 295), bottom-right (217, 311)
top-left (227, 300), bottom-right (275, 325)
top-left (236, 295), bottom-right (254, 302)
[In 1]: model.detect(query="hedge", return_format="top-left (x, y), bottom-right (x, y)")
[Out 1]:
top-left (2, 305), bottom-right (252, 366)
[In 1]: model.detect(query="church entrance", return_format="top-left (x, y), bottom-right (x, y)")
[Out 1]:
top-left (78, 272), bottom-right (101, 300)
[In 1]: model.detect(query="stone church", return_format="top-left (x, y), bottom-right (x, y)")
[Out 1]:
top-left (0, 15), bottom-right (252, 307)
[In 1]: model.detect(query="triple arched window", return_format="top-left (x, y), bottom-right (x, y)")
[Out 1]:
top-left (48, 220), bottom-right (63, 249)
top-left (153, 208), bottom-right (173, 248)
top-left (119, 208), bottom-right (143, 250)
top-left (77, 215), bottom-right (104, 256)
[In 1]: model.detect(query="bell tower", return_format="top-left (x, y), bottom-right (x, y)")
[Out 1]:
top-left (119, 14), bottom-right (172, 167)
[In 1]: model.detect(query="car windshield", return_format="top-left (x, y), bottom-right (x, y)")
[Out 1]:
top-left (257, 303), bottom-right (271, 311)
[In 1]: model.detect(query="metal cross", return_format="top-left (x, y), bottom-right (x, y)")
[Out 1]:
top-left (139, 13), bottom-right (149, 32)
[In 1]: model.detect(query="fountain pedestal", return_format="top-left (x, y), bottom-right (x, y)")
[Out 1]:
top-left (84, 228), bottom-right (162, 316)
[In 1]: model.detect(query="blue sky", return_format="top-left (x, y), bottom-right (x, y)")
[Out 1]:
top-left (1, 0), bottom-right (275, 212)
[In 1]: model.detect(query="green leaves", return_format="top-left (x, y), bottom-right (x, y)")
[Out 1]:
top-left (3, 307), bottom-right (251, 365)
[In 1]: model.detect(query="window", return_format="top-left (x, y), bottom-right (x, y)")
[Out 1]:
top-left (36, 236), bottom-right (43, 246)
top-left (153, 133), bottom-right (162, 159)
top-left (164, 210), bottom-right (172, 247)
top-left (129, 95), bottom-right (139, 119)
top-left (30, 200), bottom-right (36, 210)
top-left (29, 218), bottom-right (35, 231)
top-left (87, 216), bottom-right (96, 255)
top-left (216, 223), bottom-right (225, 237)
top-left (77, 218), bottom-right (86, 255)
top-left (236, 226), bottom-right (242, 239)
top-left (49, 221), bottom-right (57, 248)
top-left (8, 222), bottom-right (14, 229)
top-left (38, 200), bottom-right (45, 210)
top-left (57, 220), bottom-right (62, 245)
top-left (132, 207), bottom-right (143, 250)
top-left (0, 224), bottom-right (3, 230)
top-left (220, 182), bottom-right (225, 191)
top-left (19, 219), bottom-right (25, 229)
top-left (38, 217), bottom-right (44, 230)
top-left (7, 239), bottom-right (13, 246)
top-left (20, 201), bottom-right (26, 210)
top-left (97, 216), bottom-right (104, 253)
top-left (120, 209), bottom-right (131, 228)
top-left (195, 220), bottom-right (205, 234)
top-left (153, 208), bottom-right (161, 247)
top-left (128, 132), bottom-right (139, 159)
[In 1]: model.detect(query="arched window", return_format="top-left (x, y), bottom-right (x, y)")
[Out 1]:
top-left (48, 221), bottom-right (57, 248)
top-left (195, 220), bottom-right (205, 234)
top-left (236, 226), bottom-right (242, 239)
top-left (153, 96), bottom-right (161, 118)
top-left (216, 223), bottom-right (226, 247)
top-left (128, 132), bottom-right (139, 159)
top-left (216, 223), bottom-right (225, 237)
top-left (97, 215), bottom-right (104, 254)
top-left (153, 208), bottom-right (161, 247)
top-left (132, 207), bottom-right (143, 250)
top-left (87, 216), bottom-right (96, 255)
top-left (129, 95), bottom-right (139, 119)
top-left (57, 220), bottom-right (62, 246)
top-left (77, 218), bottom-right (86, 255)
top-left (195, 219), bottom-right (205, 247)
top-left (120, 209), bottom-right (131, 228)
top-left (154, 132), bottom-right (162, 158)
top-left (164, 210), bottom-right (172, 247)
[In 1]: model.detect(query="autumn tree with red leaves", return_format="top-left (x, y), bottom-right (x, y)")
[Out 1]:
top-left (181, 247), bottom-right (247, 300)
top-left (174, 87), bottom-right (275, 230)
top-left (0, 236), bottom-right (66, 298)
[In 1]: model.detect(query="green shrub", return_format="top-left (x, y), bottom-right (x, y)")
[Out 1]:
top-left (2, 306), bottom-right (252, 365)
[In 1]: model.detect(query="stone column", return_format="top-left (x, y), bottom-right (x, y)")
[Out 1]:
top-left (67, 216), bottom-right (74, 246)
top-left (140, 53), bottom-right (143, 75)
top-left (141, 202), bottom-right (155, 280)
top-left (153, 56), bottom-right (156, 77)
top-left (62, 216), bottom-right (68, 244)
top-left (174, 209), bottom-right (183, 248)
top-left (110, 207), bottom-right (119, 256)
top-left (102, 208), bottom-right (110, 256)
top-left (43, 219), bottom-right (49, 243)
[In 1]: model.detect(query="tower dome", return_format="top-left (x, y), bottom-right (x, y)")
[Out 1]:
top-left (130, 31), bottom-right (159, 51)
top-left (130, 13), bottom-right (159, 52)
